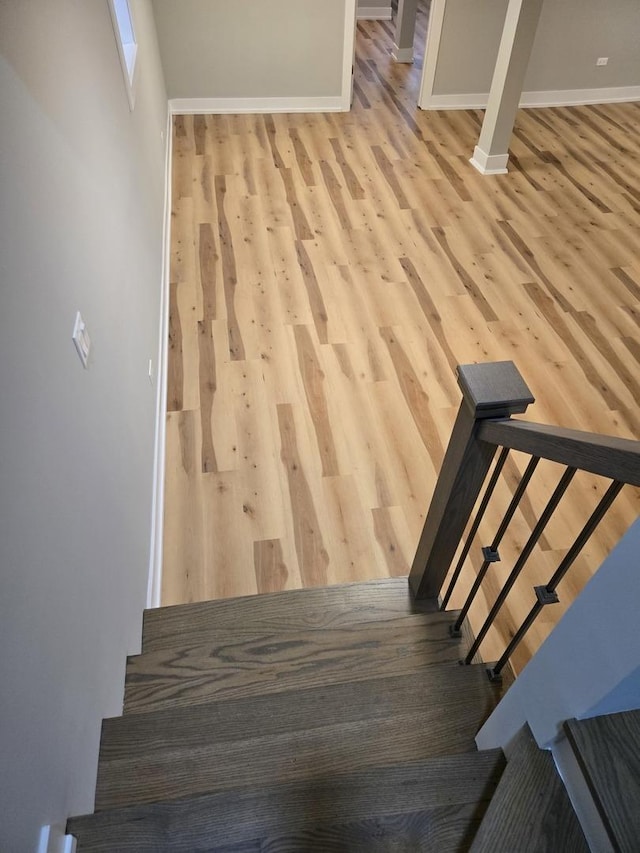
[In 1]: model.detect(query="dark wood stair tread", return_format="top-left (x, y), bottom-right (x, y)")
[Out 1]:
top-left (106, 664), bottom-right (500, 759)
top-left (469, 725), bottom-right (588, 852)
top-left (125, 609), bottom-right (464, 714)
top-left (70, 750), bottom-right (505, 852)
top-left (98, 664), bottom-right (501, 810)
top-left (142, 577), bottom-right (437, 653)
top-left (565, 710), bottom-right (640, 853)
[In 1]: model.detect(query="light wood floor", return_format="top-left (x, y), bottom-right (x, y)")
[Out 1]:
top-left (163, 7), bottom-right (640, 672)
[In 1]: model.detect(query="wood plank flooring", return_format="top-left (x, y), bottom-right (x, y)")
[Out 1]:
top-left (162, 2), bottom-right (640, 671)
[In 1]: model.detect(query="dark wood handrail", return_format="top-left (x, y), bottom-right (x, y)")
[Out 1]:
top-left (410, 360), bottom-right (639, 601)
top-left (479, 419), bottom-right (640, 487)
top-left (408, 361), bottom-right (535, 599)
top-left (409, 359), bottom-right (639, 679)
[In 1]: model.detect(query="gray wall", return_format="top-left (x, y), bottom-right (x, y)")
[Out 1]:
top-left (152, 0), bottom-right (346, 100)
top-left (357, 0), bottom-right (391, 14)
top-left (0, 1), bottom-right (167, 848)
top-left (526, 0), bottom-right (640, 91)
top-left (433, 0), bottom-right (640, 96)
top-left (477, 519), bottom-right (640, 750)
top-left (586, 664), bottom-right (640, 718)
top-left (433, 0), bottom-right (508, 96)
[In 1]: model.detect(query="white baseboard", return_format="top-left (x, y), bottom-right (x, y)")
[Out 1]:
top-left (357, 6), bottom-right (392, 19)
top-left (422, 93), bottom-right (488, 110)
top-left (421, 84), bottom-right (640, 111)
top-left (522, 84), bottom-right (640, 108)
top-left (38, 825), bottom-right (76, 853)
top-left (169, 96), bottom-right (347, 115)
top-left (552, 734), bottom-right (614, 853)
top-left (469, 146), bottom-right (509, 176)
top-left (146, 107), bottom-right (172, 610)
top-left (392, 44), bottom-right (414, 63)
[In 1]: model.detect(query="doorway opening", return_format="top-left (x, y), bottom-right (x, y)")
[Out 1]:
top-left (352, 0), bottom-right (432, 112)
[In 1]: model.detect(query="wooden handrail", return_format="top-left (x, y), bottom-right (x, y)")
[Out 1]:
top-left (479, 420), bottom-right (640, 487)
top-left (408, 361), bottom-right (534, 599)
top-left (409, 359), bottom-right (639, 677)
top-left (409, 360), bottom-right (639, 602)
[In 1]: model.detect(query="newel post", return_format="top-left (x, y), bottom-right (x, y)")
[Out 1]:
top-left (409, 361), bottom-right (534, 600)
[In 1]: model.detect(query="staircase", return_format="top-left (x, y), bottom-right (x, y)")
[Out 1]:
top-left (565, 710), bottom-right (640, 852)
top-left (67, 360), bottom-right (639, 849)
top-left (67, 577), bottom-right (587, 851)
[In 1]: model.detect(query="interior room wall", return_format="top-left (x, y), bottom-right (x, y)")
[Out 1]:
top-left (152, 0), bottom-right (346, 101)
top-left (0, 1), bottom-right (167, 847)
top-left (430, 0), bottom-right (640, 100)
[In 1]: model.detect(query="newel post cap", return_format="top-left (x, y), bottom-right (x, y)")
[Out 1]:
top-left (456, 361), bottom-right (535, 418)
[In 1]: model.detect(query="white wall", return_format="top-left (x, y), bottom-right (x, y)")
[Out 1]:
top-left (152, 0), bottom-right (347, 103)
top-left (426, 0), bottom-right (640, 102)
top-left (0, 1), bottom-right (167, 849)
top-left (477, 519), bottom-right (640, 751)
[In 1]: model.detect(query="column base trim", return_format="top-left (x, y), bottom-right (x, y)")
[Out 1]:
top-left (469, 146), bottom-right (509, 176)
top-left (392, 45), bottom-right (414, 63)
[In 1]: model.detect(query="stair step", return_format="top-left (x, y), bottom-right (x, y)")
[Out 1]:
top-left (69, 750), bottom-right (505, 852)
top-left (99, 664), bottom-right (500, 810)
top-left (565, 709), bottom-right (640, 852)
top-left (125, 608), bottom-right (462, 714)
top-left (141, 577), bottom-right (436, 653)
top-left (469, 725), bottom-right (588, 852)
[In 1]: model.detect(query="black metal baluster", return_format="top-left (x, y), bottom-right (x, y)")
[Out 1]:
top-left (451, 455), bottom-right (540, 635)
top-left (488, 479), bottom-right (625, 679)
top-left (464, 465), bottom-right (577, 665)
top-left (441, 447), bottom-right (510, 610)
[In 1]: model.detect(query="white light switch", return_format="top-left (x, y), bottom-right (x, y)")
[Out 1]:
top-left (72, 311), bottom-right (91, 369)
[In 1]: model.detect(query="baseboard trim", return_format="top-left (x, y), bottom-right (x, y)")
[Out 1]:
top-left (357, 6), bottom-right (392, 19)
top-left (421, 84), bottom-right (640, 110)
top-left (38, 825), bottom-right (76, 853)
top-left (470, 146), bottom-right (509, 176)
top-left (169, 96), bottom-right (347, 115)
top-left (521, 84), bottom-right (640, 108)
top-left (552, 734), bottom-right (615, 853)
top-left (146, 108), bottom-right (172, 610)
top-left (422, 93), bottom-right (488, 110)
top-left (392, 44), bottom-right (414, 63)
